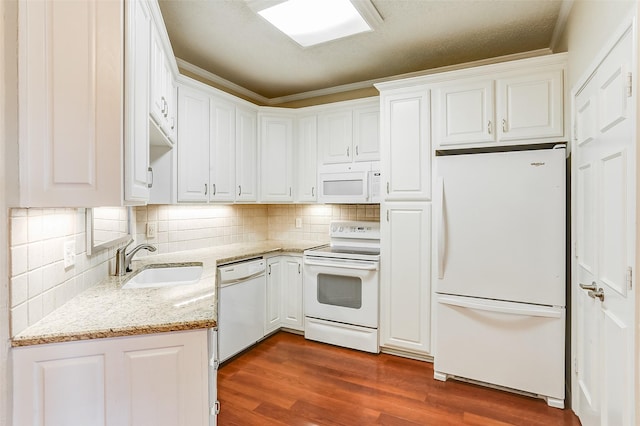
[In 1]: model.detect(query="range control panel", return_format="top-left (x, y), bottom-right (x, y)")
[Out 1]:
top-left (329, 220), bottom-right (380, 240)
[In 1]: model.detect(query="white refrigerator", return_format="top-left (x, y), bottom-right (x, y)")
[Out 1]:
top-left (433, 146), bottom-right (566, 408)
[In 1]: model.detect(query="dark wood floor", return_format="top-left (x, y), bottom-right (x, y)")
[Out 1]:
top-left (218, 332), bottom-right (581, 426)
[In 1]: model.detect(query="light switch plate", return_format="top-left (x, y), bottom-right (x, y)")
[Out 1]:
top-left (63, 240), bottom-right (75, 268)
top-left (295, 217), bottom-right (302, 229)
top-left (146, 222), bottom-right (157, 239)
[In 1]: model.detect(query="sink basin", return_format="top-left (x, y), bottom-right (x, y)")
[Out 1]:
top-left (122, 263), bottom-right (203, 289)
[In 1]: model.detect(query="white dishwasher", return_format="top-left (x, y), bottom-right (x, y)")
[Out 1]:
top-left (217, 258), bottom-right (266, 362)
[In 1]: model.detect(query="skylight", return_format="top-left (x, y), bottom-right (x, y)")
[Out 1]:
top-left (253, 0), bottom-right (380, 47)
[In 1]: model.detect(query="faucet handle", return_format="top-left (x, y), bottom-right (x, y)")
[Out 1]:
top-left (117, 239), bottom-right (134, 255)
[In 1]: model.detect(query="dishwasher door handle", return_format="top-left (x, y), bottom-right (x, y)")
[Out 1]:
top-left (219, 270), bottom-right (265, 287)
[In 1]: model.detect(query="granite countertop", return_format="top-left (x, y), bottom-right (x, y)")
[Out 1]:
top-left (11, 240), bottom-right (324, 347)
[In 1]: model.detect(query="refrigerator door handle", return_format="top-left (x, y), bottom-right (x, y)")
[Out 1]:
top-left (437, 295), bottom-right (563, 318)
top-left (437, 177), bottom-right (446, 279)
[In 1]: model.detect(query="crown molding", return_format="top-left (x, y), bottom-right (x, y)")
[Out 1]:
top-left (177, 48), bottom-right (554, 106)
top-left (550, 0), bottom-right (574, 52)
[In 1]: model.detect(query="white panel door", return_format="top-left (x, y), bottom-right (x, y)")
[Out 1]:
top-left (380, 202), bottom-right (431, 354)
top-left (209, 98), bottom-right (236, 202)
top-left (281, 256), bottom-right (304, 331)
top-left (18, 0), bottom-right (123, 206)
top-left (177, 85), bottom-right (210, 202)
top-left (236, 106), bottom-right (258, 202)
top-left (318, 109), bottom-right (353, 164)
top-left (296, 115), bottom-right (318, 202)
top-left (260, 114), bottom-right (294, 202)
top-left (353, 104), bottom-right (380, 162)
top-left (573, 27), bottom-right (636, 426)
top-left (380, 89), bottom-right (431, 201)
top-left (433, 79), bottom-right (495, 147)
top-left (498, 69), bottom-right (564, 141)
top-left (265, 257), bottom-right (283, 334)
top-left (124, 0), bottom-right (151, 203)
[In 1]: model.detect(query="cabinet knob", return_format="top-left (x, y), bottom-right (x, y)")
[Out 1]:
top-left (238, 185), bottom-right (242, 196)
top-left (346, 147), bottom-right (350, 157)
top-left (213, 184), bottom-right (216, 196)
top-left (502, 118), bottom-right (508, 133)
top-left (355, 145), bottom-right (359, 156)
top-left (488, 120), bottom-right (492, 134)
top-left (311, 187), bottom-right (315, 197)
top-left (204, 183), bottom-right (208, 195)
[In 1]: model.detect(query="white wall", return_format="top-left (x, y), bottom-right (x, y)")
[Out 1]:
top-left (1, 0), bottom-right (13, 423)
top-left (557, 0), bottom-right (635, 90)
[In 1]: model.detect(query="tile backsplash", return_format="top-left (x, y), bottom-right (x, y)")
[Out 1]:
top-left (9, 203), bottom-right (379, 336)
top-left (9, 208), bottom-right (116, 336)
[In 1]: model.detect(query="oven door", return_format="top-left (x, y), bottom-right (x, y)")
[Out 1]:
top-left (303, 256), bottom-right (379, 328)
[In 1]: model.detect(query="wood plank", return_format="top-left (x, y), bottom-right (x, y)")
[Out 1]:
top-left (217, 332), bottom-right (581, 426)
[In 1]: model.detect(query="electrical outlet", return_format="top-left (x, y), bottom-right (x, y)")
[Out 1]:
top-left (295, 217), bottom-right (302, 229)
top-left (63, 240), bottom-right (75, 269)
top-left (146, 222), bottom-right (157, 239)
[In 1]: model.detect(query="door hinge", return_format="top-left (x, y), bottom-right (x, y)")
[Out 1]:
top-left (574, 241), bottom-right (578, 258)
top-left (626, 72), bottom-right (633, 97)
top-left (210, 359), bottom-right (220, 370)
top-left (627, 266), bottom-right (633, 290)
top-left (574, 357), bottom-right (578, 374)
top-left (211, 400), bottom-right (220, 416)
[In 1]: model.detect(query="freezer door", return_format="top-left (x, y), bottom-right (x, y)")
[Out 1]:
top-left (434, 294), bottom-right (565, 402)
top-left (435, 148), bottom-right (565, 306)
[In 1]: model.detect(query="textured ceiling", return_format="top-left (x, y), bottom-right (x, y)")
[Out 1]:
top-left (159, 0), bottom-right (566, 102)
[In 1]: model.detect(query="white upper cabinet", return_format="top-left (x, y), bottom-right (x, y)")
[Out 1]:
top-left (433, 79), bottom-right (495, 147)
top-left (497, 69), bottom-right (564, 141)
top-left (318, 99), bottom-right (380, 165)
top-left (124, 0), bottom-right (152, 204)
top-left (260, 112), bottom-right (294, 202)
top-left (380, 89), bottom-right (431, 201)
top-left (319, 109), bottom-right (353, 164)
top-left (209, 98), bottom-right (236, 202)
top-left (177, 84), bottom-right (210, 203)
top-left (236, 106), bottom-right (258, 202)
top-left (431, 58), bottom-right (566, 149)
top-left (295, 115), bottom-right (318, 202)
top-left (149, 25), bottom-right (177, 147)
top-left (353, 104), bottom-right (380, 162)
top-left (12, 0), bottom-right (125, 207)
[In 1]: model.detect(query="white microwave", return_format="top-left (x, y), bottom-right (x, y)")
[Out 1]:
top-left (318, 162), bottom-right (380, 204)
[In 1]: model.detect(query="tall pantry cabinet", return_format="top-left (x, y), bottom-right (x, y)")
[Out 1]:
top-left (377, 86), bottom-right (433, 356)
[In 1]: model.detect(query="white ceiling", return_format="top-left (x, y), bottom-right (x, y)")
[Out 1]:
top-left (158, 0), bottom-right (570, 104)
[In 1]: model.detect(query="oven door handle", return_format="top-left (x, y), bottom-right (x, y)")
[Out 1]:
top-left (303, 258), bottom-right (379, 271)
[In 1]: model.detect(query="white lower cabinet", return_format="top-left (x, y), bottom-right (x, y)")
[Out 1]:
top-left (380, 202), bottom-right (432, 355)
top-left (265, 256), bottom-right (304, 334)
top-left (13, 330), bottom-right (211, 426)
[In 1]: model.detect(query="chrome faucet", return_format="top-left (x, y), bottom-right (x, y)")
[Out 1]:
top-left (114, 240), bottom-right (157, 276)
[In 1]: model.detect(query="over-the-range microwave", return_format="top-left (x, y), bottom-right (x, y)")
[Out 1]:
top-left (317, 162), bottom-right (380, 204)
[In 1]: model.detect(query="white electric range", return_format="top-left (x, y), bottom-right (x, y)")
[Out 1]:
top-left (303, 220), bottom-right (380, 353)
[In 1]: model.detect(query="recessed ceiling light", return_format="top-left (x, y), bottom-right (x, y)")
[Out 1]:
top-left (248, 0), bottom-right (382, 48)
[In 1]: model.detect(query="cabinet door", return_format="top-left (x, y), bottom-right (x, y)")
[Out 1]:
top-left (177, 85), bottom-right (210, 202)
top-left (381, 90), bottom-right (431, 201)
top-left (124, 0), bottom-right (151, 203)
top-left (120, 332), bottom-right (209, 426)
top-left (209, 98), bottom-right (236, 202)
top-left (260, 114), bottom-right (294, 202)
top-left (497, 69), bottom-right (564, 141)
top-left (380, 202), bottom-right (432, 354)
top-left (13, 344), bottom-right (111, 426)
top-left (281, 257), bottom-right (304, 331)
top-left (265, 258), bottom-right (283, 334)
top-left (353, 104), bottom-right (380, 162)
top-left (296, 115), bottom-right (318, 202)
top-left (149, 28), bottom-right (165, 129)
top-left (236, 106), bottom-right (258, 202)
top-left (318, 110), bottom-right (353, 164)
top-left (16, 0), bottom-right (123, 207)
top-left (163, 65), bottom-right (178, 145)
top-left (433, 79), bottom-right (495, 147)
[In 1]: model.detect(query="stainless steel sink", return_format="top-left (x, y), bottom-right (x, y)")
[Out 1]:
top-left (122, 263), bottom-right (203, 289)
